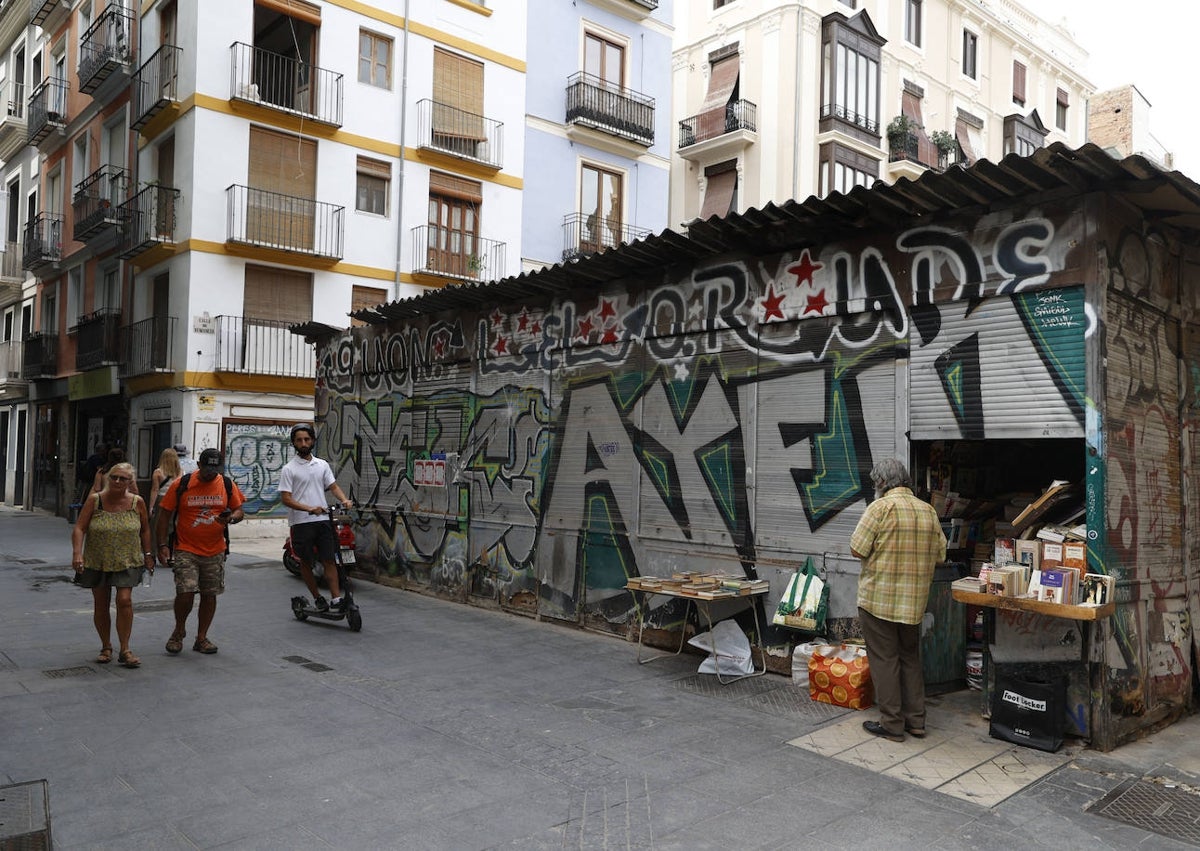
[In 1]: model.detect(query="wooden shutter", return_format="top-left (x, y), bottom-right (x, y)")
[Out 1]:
top-left (1012, 61), bottom-right (1026, 103)
top-left (351, 285), bottom-right (387, 327)
top-left (429, 171), bottom-right (482, 203)
top-left (356, 156), bottom-right (390, 180)
top-left (243, 264), bottom-right (312, 323)
top-left (248, 127), bottom-right (316, 198)
top-left (698, 53), bottom-right (739, 140)
top-left (433, 48), bottom-right (484, 141)
top-left (699, 161), bottom-right (737, 220)
top-left (254, 0), bottom-right (320, 25)
top-left (1057, 87), bottom-right (1070, 107)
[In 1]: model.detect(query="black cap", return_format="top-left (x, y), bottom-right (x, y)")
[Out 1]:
top-left (199, 448), bottom-right (223, 467)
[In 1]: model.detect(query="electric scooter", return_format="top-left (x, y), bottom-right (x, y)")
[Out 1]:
top-left (288, 505), bottom-right (363, 631)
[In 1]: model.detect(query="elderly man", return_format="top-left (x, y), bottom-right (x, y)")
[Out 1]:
top-left (850, 458), bottom-right (946, 743)
top-left (155, 448), bottom-right (245, 655)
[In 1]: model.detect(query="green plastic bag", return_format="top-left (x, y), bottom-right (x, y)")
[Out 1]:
top-left (773, 556), bottom-right (829, 634)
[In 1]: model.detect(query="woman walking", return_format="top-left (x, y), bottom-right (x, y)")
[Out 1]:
top-left (71, 461), bottom-right (154, 668)
top-left (92, 447), bottom-right (141, 496)
top-left (149, 447), bottom-right (182, 551)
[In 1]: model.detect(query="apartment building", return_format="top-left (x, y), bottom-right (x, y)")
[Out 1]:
top-left (671, 0), bottom-right (1093, 225)
top-left (1087, 84), bottom-right (1174, 171)
top-left (521, 0), bottom-right (672, 270)
top-left (3, 0), bottom-right (529, 518)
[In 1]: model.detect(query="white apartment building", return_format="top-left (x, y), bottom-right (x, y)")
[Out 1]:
top-left (671, 0), bottom-right (1094, 225)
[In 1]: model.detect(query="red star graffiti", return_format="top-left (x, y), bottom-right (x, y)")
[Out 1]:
top-left (517, 309), bottom-right (529, 332)
top-left (760, 285), bottom-right (786, 321)
top-left (788, 249), bottom-right (823, 287)
top-left (598, 299), bottom-right (616, 321)
top-left (490, 308), bottom-right (505, 328)
top-left (804, 289), bottom-right (830, 316)
top-left (494, 336), bottom-right (510, 355)
top-left (600, 325), bottom-right (619, 345)
top-left (531, 320), bottom-right (541, 335)
top-left (432, 335), bottom-right (447, 358)
top-left (577, 315), bottom-right (594, 340)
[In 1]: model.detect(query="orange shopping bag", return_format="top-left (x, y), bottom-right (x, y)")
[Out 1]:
top-left (808, 643), bottom-right (873, 709)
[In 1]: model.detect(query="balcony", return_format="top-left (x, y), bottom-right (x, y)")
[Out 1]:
top-left (561, 212), bottom-right (651, 262)
top-left (1, 240), bottom-right (22, 297)
top-left (565, 72), bottom-right (654, 147)
top-left (30, 0), bottom-right (70, 33)
top-left (72, 308), bottom-right (121, 371)
top-left (886, 131), bottom-right (949, 182)
top-left (410, 226), bottom-right (505, 283)
top-left (72, 165), bottom-right (130, 242)
top-left (120, 315), bottom-right (176, 378)
top-left (414, 99), bottom-right (503, 169)
top-left (0, 338), bottom-right (26, 396)
top-left (229, 42), bottom-right (343, 127)
top-left (214, 315), bottom-right (315, 379)
top-left (27, 76), bottom-right (67, 148)
top-left (78, 5), bottom-right (133, 99)
top-left (118, 184), bottom-right (180, 262)
top-left (22, 213), bottom-right (63, 274)
top-left (226, 184), bottom-right (344, 260)
top-left (678, 99), bottom-right (757, 162)
top-left (20, 331), bottom-right (56, 380)
top-left (0, 78), bottom-right (27, 162)
top-left (819, 103), bottom-right (879, 138)
top-left (131, 44), bottom-right (181, 133)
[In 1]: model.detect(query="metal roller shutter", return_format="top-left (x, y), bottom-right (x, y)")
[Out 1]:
top-left (910, 288), bottom-right (1086, 440)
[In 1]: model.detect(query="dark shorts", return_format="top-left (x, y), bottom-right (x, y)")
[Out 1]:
top-left (172, 551), bottom-right (226, 596)
top-left (76, 566), bottom-right (142, 589)
top-left (290, 520), bottom-right (336, 564)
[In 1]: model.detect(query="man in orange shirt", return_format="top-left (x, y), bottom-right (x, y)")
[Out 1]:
top-left (155, 448), bottom-right (245, 655)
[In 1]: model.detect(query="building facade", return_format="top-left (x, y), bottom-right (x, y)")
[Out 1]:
top-left (1087, 84), bottom-right (1174, 171)
top-left (670, 0), bottom-right (1093, 224)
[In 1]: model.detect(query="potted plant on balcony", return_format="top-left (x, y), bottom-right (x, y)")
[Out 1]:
top-left (930, 129), bottom-right (957, 167)
top-left (886, 115), bottom-right (914, 150)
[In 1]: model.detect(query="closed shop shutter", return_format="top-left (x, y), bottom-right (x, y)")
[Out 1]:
top-left (910, 288), bottom-right (1086, 440)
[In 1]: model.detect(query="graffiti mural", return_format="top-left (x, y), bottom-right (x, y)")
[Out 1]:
top-left (223, 420), bottom-right (293, 517)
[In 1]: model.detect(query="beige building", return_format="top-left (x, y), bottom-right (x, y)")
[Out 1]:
top-left (671, 0), bottom-right (1093, 225)
top-left (1087, 84), bottom-right (1174, 171)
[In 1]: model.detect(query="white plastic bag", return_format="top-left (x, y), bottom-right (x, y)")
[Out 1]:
top-left (792, 641), bottom-right (823, 687)
top-left (687, 619), bottom-right (753, 676)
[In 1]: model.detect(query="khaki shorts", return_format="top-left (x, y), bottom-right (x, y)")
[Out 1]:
top-left (76, 566), bottom-right (142, 589)
top-left (171, 551), bottom-right (226, 596)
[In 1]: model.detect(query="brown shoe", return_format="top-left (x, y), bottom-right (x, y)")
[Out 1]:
top-left (165, 631), bottom-right (185, 655)
top-left (906, 727), bottom-right (927, 738)
top-left (192, 637), bottom-right (218, 654)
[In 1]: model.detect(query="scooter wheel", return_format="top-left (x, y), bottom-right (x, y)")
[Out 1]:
top-left (293, 609), bottom-right (308, 621)
top-left (347, 610), bottom-right (362, 632)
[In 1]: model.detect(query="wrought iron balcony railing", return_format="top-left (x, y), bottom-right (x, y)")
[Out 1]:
top-left (118, 184), bottom-right (180, 260)
top-left (229, 41), bottom-right (343, 127)
top-left (678, 99), bottom-right (757, 148)
top-left (27, 76), bottom-right (67, 146)
top-left (561, 211), bottom-right (651, 261)
top-left (1, 240), bottom-right (22, 282)
top-left (30, 0), bottom-right (68, 30)
top-left (0, 338), bottom-right (24, 386)
top-left (410, 226), bottom-right (505, 282)
top-left (78, 5), bottom-right (132, 95)
top-left (73, 165), bottom-right (129, 241)
top-left (120, 315), bottom-right (176, 377)
top-left (131, 44), bottom-right (181, 131)
top-left (226, 184), bottom-right (344, 259)
top-left (0, 77), bottom-right (25, 124)
top-left (20, 331), bottom-right (56, 379)
top-left (414, 99), bottom-right (503, 169)
top-left (820, 102), bottom-right (879, 135)
top-left (214, 314), bottom-right (315, 378)
top-left (72, 308), bottom-right (121, 371)
top-left (887, 131), bottom-right (947, 171)
top-left (22, 212), bottom-right (63, 272)
top-left (565, 72), bottom-right (654, 146)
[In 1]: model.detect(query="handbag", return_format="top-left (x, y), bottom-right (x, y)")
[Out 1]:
top-left (808, 642), bottom-right (873, 709)
top-left (772, 556), bottom-right (828, 633)
top-left (989, 672), bottom-right (1066, 752)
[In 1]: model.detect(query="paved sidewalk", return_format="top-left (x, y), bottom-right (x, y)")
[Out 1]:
top-left (1, 506), bottom-right (1197, 849)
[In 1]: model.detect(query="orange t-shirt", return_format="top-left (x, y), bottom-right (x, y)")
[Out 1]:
top-left (159, 474), bottom-right (246, 557)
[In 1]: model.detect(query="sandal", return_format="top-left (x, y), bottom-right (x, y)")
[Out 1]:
top-left (165, 631), bottom-right (185, 655)
top-left (192, 637), bottom-right (218, 655)
top-left (96, 646), bottom-right (113, 664)
top-left (118, 650), bottom-right (141, 669)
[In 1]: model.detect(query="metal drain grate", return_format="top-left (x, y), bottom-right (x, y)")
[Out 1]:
top-left (673, 673), bottom-right (779, 700)
top-left (42, 666), bottom-right (94, 679)
top-left (0, 779), bottom-right (51, 847)
top-left (302, 663), bottom-right (333, 672)
top-left (282, 655), bottom-right (312, 664)
top-left (1088, 778), bottom-right (1200, 845)
top-left (744, 685), bottom-right (855, 721)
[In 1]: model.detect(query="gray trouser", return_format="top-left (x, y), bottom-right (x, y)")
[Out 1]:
top-left (858, 607), bottom-right (924, 735)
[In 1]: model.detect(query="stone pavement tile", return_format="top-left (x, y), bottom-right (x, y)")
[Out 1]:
top-left (882, 733), bottom-right (1010, 789)
top-left (785, 711), bottom-right (873, 756)
top-left (936, 745), bottom-right (1068, 807)
top-left (651, 787), bottom-right (858, 851)
top-left (53, 821), bottom-right (198, 851)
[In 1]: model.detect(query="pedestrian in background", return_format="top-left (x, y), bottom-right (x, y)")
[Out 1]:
top-left (850, 458), bottom-right (946, 743)
top-left (92, 447), bottom-right (140, 496)
top-left (70, 461), bottom-right (154, 669)
top-left (149, 447), bottom-right (183, 551)
top-left (155, 448), bottom-right (245, 655)
top-left (174, 443), bottom-right (199, 475)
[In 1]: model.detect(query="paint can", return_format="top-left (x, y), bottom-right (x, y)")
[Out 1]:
top-left (966, 649), bottom-right (984, 691)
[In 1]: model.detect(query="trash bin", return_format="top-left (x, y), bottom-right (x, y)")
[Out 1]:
top-left (67, 503), bottom-right (83, 524)
top-left (921, 562), bottom-right (966, 693)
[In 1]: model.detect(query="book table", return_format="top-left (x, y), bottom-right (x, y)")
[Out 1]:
top-left (625, 582), bottom-right (769, 684)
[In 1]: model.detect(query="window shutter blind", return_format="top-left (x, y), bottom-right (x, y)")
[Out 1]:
top-left (429, 171), bottom-right (482, 203)
top-left (698, 53), bottom-right (739, 140)
top-left (356, 156), bottom-right (391, 180)
top-left (254, 0), bottom-right (320, 25)
top-left (1013, 61), bottom-right (1026, 102)
top-left (248, 127), bottom-right (316, 198)
top-left (433, 48), bottom-right (484, 140)
top-left (243, 265), bottom-right (313, 323)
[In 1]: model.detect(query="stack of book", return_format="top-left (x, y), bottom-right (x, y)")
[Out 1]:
top-left (626, 572), bottom-right (768, 600)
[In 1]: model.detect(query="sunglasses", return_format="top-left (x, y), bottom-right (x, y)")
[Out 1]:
top-left (108, 475), bottom-right (132, 482)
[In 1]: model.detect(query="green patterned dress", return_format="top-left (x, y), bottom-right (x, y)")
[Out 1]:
top-left (82, 493), bottom-right (144, 571)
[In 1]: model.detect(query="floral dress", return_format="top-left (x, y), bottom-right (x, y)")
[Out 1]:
top-left (82, 493), bottom-right (144, 572)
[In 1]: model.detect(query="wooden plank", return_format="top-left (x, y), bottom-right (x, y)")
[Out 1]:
top-left (951, 588), bottom-right (1113, 621)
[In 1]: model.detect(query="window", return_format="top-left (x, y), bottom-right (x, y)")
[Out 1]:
top-left (694, 47), bottom-right (739, 143)
top-left (714, 0), bottom-right (736, 7)
top-left (819, 142), bottom-right (878, 197)
top-left (820, 15), bottom-right (883, 135)
top-left (66, 267), bottom-right (82, 325)
top-left (1004, 111), bottom-right (1048, 157)
top-left (351, 286), bottom-right (387, 327)
top-left (962, 30), bottom-right (978, 79)
top-left (358, 30), bottom-right (392, 89)
top-left (243, 265), bottom-right (312, 324)
top-left (581, 164), bottom-right (622, 251)
top-left (427, 172), bottom-right (481, 277)
top-left (699, 160), bottom-right (738, 220)
top-left (584, 32), bottom-right (624, 87)
top-left (432, 48), bottom-right (484, 156)
top-left (355, 157), bottom-right (390, 215)
top-left (1056, 88), bottom-right (1069, 131)
top-left (904, 0), bottom-right (921, 46)
top-left (99, 266), bottom-right (119, 310)
top-left (41, 284), bottom-right (56, 332)
top-left (1012, 61), bottom-right (1026, 107)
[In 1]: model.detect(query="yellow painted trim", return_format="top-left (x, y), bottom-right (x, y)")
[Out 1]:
top-left (183, 239), bottom-right (398, 282)
top-left (183, 372), bottom-right (316, 395)
top-left (408, 147), bottom-right (523, 190)
top-left (125, 372), bottom-right (179, 394)
top-left (444, 0), bottom-right (492, 16)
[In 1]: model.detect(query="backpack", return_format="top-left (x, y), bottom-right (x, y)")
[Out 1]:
top-left (168, 472), bottom-right (235, 555)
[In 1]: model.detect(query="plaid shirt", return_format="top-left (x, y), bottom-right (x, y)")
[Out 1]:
top-left (850, 486), bottom-right (947, 625)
